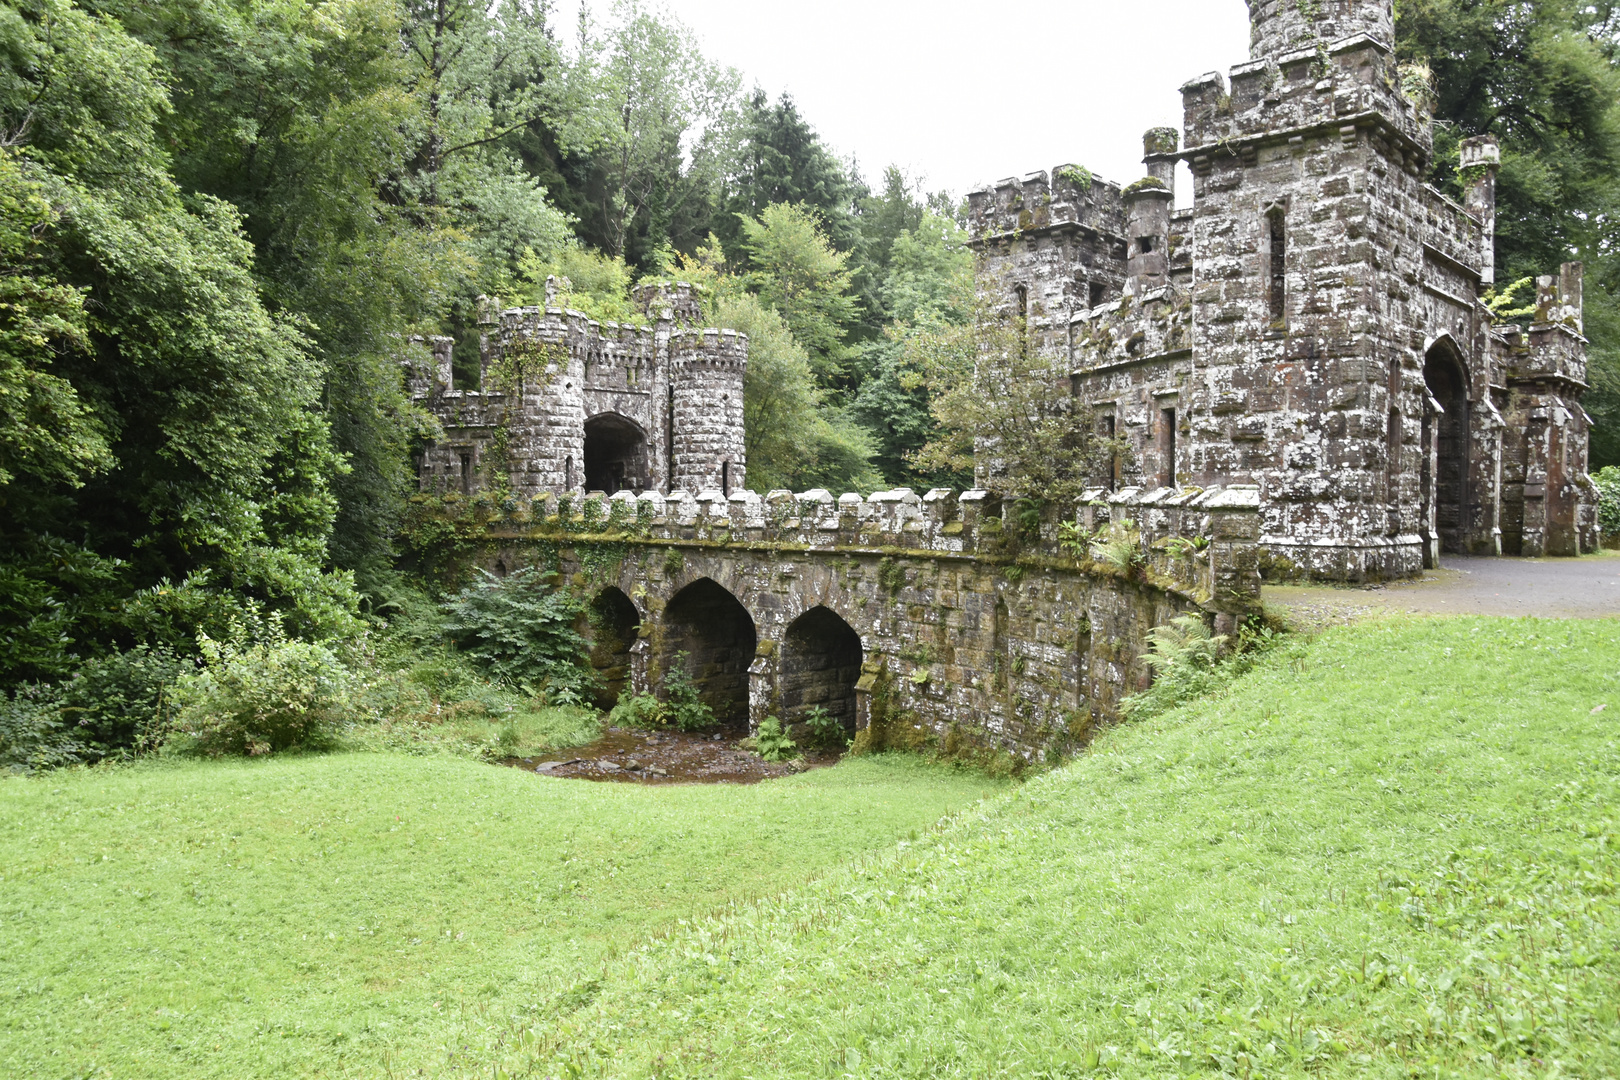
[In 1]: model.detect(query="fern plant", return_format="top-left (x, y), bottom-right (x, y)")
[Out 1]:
top-left (1091, 520), bottom-right (1143, 575)
top-left (1123, 614), bottom-right (1230, 721)
top-left (440, 568), bottom-right (592, 698)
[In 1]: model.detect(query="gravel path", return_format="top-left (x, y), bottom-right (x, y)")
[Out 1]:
top-left (1265, 552), bottom-right (1620, 631)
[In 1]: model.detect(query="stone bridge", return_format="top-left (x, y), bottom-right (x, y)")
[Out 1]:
top-left (457, 484), bottom-right (1263, 762)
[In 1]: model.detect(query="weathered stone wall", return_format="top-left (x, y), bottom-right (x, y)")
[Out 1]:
top-left (408, 282), bottom-right (749, 500)
top-left (455, 483), bottom-right (1261, 761)
top-left (970, 0), bottom-right (1598, 581)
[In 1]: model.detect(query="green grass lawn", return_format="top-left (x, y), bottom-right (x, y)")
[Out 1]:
top-left (0, 753), bottom-right (1006, 1078)
top-left (506, 618), bottom-right (1620, 1079)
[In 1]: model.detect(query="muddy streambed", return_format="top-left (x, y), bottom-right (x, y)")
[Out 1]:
top-left (504, 725), bottom-right (843, 785)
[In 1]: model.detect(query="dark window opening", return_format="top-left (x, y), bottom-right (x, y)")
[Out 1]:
top-left (1268, 209), bottom-right (1287, 324)
top-left (721, 460), bottom-right (731, 497)
top-left (1089, 282), bottom-right (1107, 308)
top-left (1101, 414), bottom-right (1119, 491)
top-left (665, 385), bottom-right (676, 493)
top-left (1014, 284), bottom-right (1029, 356)
top-left (1070, 373), bottom-right (1083, 398)
top-left (584, 413), bottom-right (648, 494)
top-left (564, 455), bottom-right (573, 492)
top-left (1161, 408), bottom-right (1178, 487)
top-left (1137, 236), bottom-right (1156, 255)
top-left (459, 451), bottom-right (472, 494)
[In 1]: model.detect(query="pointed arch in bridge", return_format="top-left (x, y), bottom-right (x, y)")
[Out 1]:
top-left (660, 577), bottom-right (757, 725)
top-left (587, 586), bottom-right (640, 709)
top-left (780, 606), bottom-right (864, 738)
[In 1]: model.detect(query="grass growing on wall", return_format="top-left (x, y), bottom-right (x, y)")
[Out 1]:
top-left (515, 617), bottom-right (1620, 1078)
top-left (0, 755), bottom-right (1006, 1078)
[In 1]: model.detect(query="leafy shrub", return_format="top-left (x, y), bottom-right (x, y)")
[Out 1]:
top-left (801, 705), bottom-right (852, 750)
top-left (440, 568), bottom-right (593, 698)
top-left (1122, 614), bottom-right (1230, 721)
top-left (57, 646), bottom-right (190, 757)
top-left (608, 692), bottom-right (665, 729)
top-left (604, 655), bottom-right (717, 732)
top-left (661, 655), bottom-right (716, 731)
top-left (166, 636), bottom-right (353, 757)
top-left (0, 685), bottom-right (85, 773)
top-left (1594, 466), bottom-right (1620, 540)
top-left (750, 716), bottom-right (798, 762)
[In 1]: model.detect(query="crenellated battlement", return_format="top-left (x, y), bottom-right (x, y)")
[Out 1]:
top-left (966, 169), bottom-right (1127, 247)
top-left (450, 482), bottom-right (1263, 613)
top-left (410, 280), bottom-right (748, 500)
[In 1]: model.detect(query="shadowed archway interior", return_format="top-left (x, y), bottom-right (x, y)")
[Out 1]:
top-left (780, 606), bottom-right (863, 736)
top-left (583, 413), bottom-right (648, 494)
top-left (1423, 344), bottom-right (1469, 557)
top-left (659, 578), bottom-right (757, 725)
top-left (587, 587), bottom-right (640, 710)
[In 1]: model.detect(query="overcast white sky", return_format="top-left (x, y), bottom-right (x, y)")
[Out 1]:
top-left (559, 0), bottom-right (1254, 202)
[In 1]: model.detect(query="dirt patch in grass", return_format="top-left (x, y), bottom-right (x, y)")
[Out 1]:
top-left (507, 724), bottom-right (843, 784)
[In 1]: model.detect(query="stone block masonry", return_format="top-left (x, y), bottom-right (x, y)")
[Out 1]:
top-left (407, 281), bottom-right (747, 501)
top-left (434, 482), bottom-right (1262, 763)
top-left (971, 0), bottom-right (1600, 581)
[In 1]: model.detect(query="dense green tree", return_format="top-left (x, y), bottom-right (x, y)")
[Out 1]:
top-left (0, 0), bottom-right (358, 681)
top-left (851, 207), bottom-right (974, 489)
top-left (716, 90), bottom-right (859, 261)
top-left (0, 148), bottom-right (107, 489)
top-left (1398, 0), bottom-right (1620, 466)
top-left (738, 202), bottom-right (861, 387)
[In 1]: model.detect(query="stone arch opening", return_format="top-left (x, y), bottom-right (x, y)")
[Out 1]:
top-left (587, 587), bottom-right (640, 710)
top-left (780, 606), bottom-right (863, 737)
top-left (1423, 343), bottom-right (1470, 560)
top-left (660, 578), bottom-right (757, 726)
top-left (584, 413), bottom-right (648, 494)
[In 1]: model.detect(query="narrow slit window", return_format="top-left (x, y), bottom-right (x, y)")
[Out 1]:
top-left (1089, 281), bottom-right (1107, 308)
top-left (459, 451), bottom-right (472, 494)
top-left (665, 385), bottom-right (676, 493)
top-left (721, 461), bottom-right (731, 497)
top-left (564, 455), bottom-right (573, 492)
top-left (1161, 408), bottom-right (1178, 487)
top-left (1014, 284), bottom-right (1029, 355)
top-left (1268, 209), bottom-right (1287, 324)
top-left (1101, 414), bottom-right (1118, 491)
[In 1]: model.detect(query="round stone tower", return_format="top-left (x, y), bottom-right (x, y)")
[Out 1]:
top-left (1246, 0), bottom-right (1392, 59)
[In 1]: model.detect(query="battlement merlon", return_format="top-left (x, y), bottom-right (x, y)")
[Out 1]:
top-left (966, 169), bottom-right (1129, 249)
top-left (1179, 28), bottom-right (1430, 171)
top-left (477, 484), bottom-right (1264, 612)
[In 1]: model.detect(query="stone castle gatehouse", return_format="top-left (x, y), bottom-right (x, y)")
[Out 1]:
top-left (971, 0), bottom-right (1600, 580)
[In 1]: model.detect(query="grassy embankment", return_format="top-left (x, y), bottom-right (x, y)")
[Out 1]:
top-left (0, 755), bottom-right (1006, 1078)
top-left (7, 616), bottom-right (1620, 1078)
top-left (498, 617), bottom-right (1619, 1078)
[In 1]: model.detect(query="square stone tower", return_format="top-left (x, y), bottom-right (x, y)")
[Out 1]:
top-left (969, 0), bottom-right (1598, 580)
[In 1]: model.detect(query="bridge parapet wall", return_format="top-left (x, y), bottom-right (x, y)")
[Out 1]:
top-left (452, 484), bottom-right (1261, 764)
top-left (477, 481), bottom-right (1261, 614)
